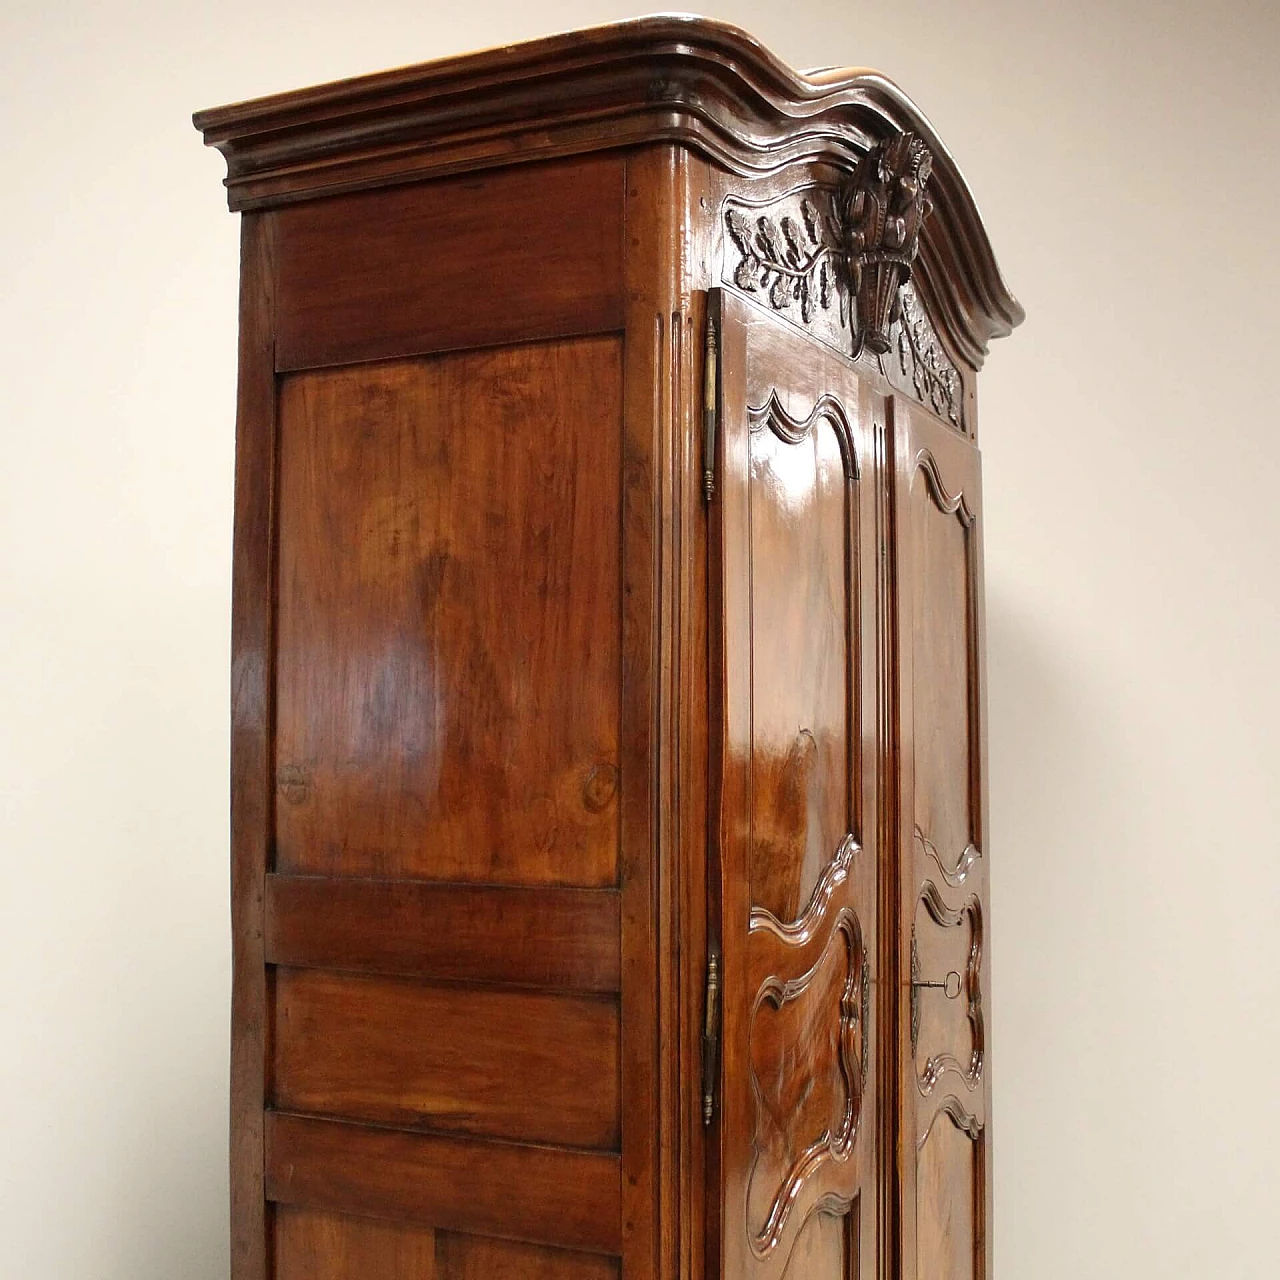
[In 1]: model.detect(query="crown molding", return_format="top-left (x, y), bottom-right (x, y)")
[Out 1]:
top-left (194, 15), bottom-right (1023, 360)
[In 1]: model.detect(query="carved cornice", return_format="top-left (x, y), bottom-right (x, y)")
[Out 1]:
top-left (727, 183), bottom-right (966, 423)
top-left (725, 132), bottom-right (935, 362)
top-left (194, 15), bottom-right (1023, 363)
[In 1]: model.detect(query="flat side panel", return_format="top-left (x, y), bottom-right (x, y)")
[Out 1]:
top-left (275, 1206), bottom-right (437, 1280)
top-left (274, 156), bottom-right (626, 369)
top-left (274, 1208), bottom-right (622, 1279)
top-left (271, 968), bottom-right (620, 1148)
top-left (229, 211), bottom-right (276, 1280)
top-left (265, 875), bottom-right (621, 992)
top-left (435, 1231), bottom-right (621, 1280)
top-left (265, 1113), bottom-right (622, 1256)
top-left (273, 336), bottom-right (623, 886)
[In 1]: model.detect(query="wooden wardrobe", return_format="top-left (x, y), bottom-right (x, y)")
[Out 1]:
top-left (195, 17), bottom-right (1023, 1280)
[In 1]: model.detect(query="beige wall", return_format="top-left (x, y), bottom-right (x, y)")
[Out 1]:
top-left (2, 2), bottom-right (1276, 1276)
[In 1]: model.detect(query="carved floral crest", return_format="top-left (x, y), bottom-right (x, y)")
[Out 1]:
top-left (722, 131), bottom-right (963, 428)
top-left (839, 132), bottom-right (933, 354)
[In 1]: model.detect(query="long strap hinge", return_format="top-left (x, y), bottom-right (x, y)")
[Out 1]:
top-left (701, 949), bottom-right (721, 1125)
top-left (702, 303), bottom-right (719, 503)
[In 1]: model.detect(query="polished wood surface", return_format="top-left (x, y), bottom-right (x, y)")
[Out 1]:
top-left (265, 875), bottom-right (621, 992)
top-left (272, 157), bottom-right (625, 371)
top-left (192, 17), bottom-right (1022, 374)
top-left (266, 1113), bottom-right (622, 1254)
top-left (275, 1208), bottom-right (620, 1280)
top-left (198, 18), bottom-right (1021, 1280)
top-left (227, 210), bottom-right (275, 1280)
top-left (274, 337), bottom-right (622, 886)
top-left (712, 291), bottom-right (880, 1280)
top-left (272, 967), bottom-right (619, 1146)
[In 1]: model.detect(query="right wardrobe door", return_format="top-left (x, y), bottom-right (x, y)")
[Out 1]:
top-left (892, 400), bottom-right (991, 1280)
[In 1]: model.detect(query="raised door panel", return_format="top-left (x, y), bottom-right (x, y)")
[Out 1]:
top-left (894, 400), bottom-right (989, 1280)
top-left (713, 291), bottom-right (878, 1280)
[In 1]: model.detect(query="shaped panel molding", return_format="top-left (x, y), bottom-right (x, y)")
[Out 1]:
top-left (725, 187), bottom-right (964, 428)
top-left (912, 881), bottom-right (985, 1097)
top-left (914, 824), bottom-right (981, 890)
top-left (747, 908), bottom-right (867, 1259)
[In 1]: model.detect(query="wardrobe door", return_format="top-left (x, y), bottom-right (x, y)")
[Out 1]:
top-left (710, 291), bottom-right (879, 1280)
top-left (892, 401), bottom-right (991, 1280)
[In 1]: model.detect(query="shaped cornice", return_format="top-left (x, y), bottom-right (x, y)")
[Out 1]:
top-left (194, 16), bottom-right (1022, 363)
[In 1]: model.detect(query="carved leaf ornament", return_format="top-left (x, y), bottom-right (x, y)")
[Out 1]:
top-left (725, 197), bottom-right (837, 325)
top-left (724, 131), bottom-right (962, 427)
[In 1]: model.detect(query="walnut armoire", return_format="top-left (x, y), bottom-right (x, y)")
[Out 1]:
top-left (195, 17), bottom-right (1023, 1280)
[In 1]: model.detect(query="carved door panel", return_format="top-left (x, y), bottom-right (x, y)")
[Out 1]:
top-left (893, 401), bottom-right (991, 1280)
top-left (711, 290), bottom-right (879, 1280)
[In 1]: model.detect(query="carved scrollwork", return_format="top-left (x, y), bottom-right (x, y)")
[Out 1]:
top-left (722, 132), bottom-right (969, 430)
top-left (888, 284), bottom-right (963, 428)
top-left (747, 908), bottom-right (867, 1258)
top-left (914, 448), bottom-right (975, 525)
top-left (918, 1094), bottom-right (984, 1150)
top-left (914, 823), bottom-right (981, 889)
top-left (725, 197), bottom-right (841, 326)
top-left (750, 834), bottom-right (859, 945)
top-left (747, 390), bottom-right (859, 482)
top-left (913, 881), bottom-right (985, 1097)
top-left (724, 133), bottom-right (933, 357)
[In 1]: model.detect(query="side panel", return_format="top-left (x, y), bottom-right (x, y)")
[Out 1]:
top-left (274, 1208), bottom-right (620, 1280)
top-left (273, 339), bottom-right (623, 887)
top-left (227, 156), bottom-right (640, 1280)
top-left (267, 335), bottom-right (626, 1269)
top-left (893, 401), bottom-right (990, 1280)
top-left (713, 290), bottom-right (880, 1280)
top-left (273, 156), bottom-right (626, 371)
top-left (229, 210), bottom-right (276, 1280)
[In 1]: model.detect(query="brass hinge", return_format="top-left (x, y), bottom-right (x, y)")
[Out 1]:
top-left (701, 949), bottom-right (721, 1125)
top-left (702, 304), bottom-right (719, 503)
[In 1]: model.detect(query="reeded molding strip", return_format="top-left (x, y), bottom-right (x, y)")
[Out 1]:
top-left (193, 15), bottom-right (1022, 362)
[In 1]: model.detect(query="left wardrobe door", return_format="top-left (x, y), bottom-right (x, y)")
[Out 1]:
top-left (709, 290), bottom-right (882, 1280)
